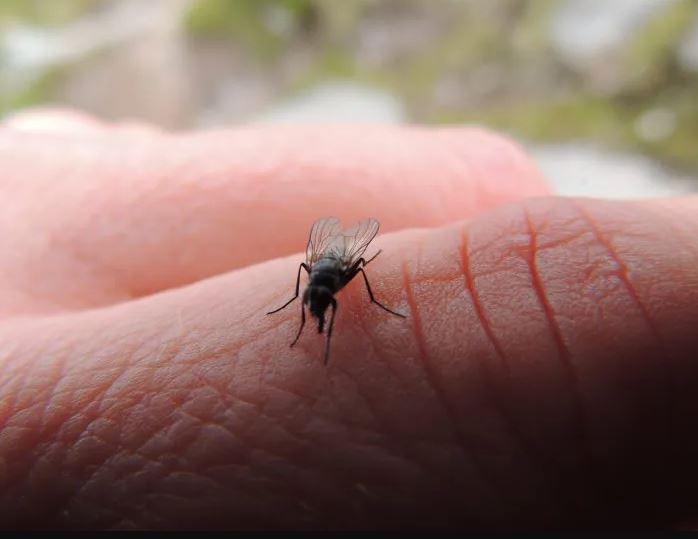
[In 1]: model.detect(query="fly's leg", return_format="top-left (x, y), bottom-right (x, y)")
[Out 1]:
top-left (363, 249), bottom-right (382, 266)
top-left (324, 299), bottom-right (338, 365)
top-left (290, 302), bottom-right (306, 347)
top-left (356, 262), bottom-right (406, 318)
top-left (266, 263), bottom-right (310, 314)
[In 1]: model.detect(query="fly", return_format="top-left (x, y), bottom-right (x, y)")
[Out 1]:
top-left (266, 217), bottom-right (406, 365)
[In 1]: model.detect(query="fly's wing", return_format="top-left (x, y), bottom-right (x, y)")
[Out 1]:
top-left (325, 217), bottom-right (380, 266)
top-left (306, 217), bottom-right (342, 264)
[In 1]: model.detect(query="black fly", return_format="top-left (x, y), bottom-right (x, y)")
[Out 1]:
top-left (266, 217), bottom-right (406, 365)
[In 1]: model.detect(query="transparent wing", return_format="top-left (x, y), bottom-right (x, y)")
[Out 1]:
top-left (325, 217), bottom-right (380, 265)
top-left (306, 217), bottom-right (342, 264)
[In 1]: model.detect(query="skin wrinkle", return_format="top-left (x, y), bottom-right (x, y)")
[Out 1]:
top-left (68, 405), bottom-right (284, 527)
top-left (129, 409), bottom-right (222, 471)
top-left (468, 200), bottom-right (617, 523)
top-left (40, 338), bottom-right (112, 438)
top-left (392, 227), bottom-right (564, 524)
top-left (330, 367), bottom-right (415, 461)
top-left (313, 379), bottom-right (385, 440)
top-left (637, 200), bottom-right (698, 261)
top-left (580, 258), bottom-right (611, 285)
top-left (0, 370), bottom-right (28, 434)
top-left (167, 350), bottom-right (418, 528)
top-left (520, 199), bottom-right (688, 525)
top-left (68, 451), bottom-right (170, 527)
top-left (535, 227), bottom-right (595, 253)
top-left (51, 357), bottom-right (158, 451)
top-left (458, 223), bottom-right (567, 515)
top-left (181, 365), bottom-right (318, 466)
top-left (459, 226), bottom-right (510, 376)
top-left (568, 200), bottom-right (676, 508)
top-left (0, 332), bottom-right (22, 384)
top-left (225, 348), bottom-right (310, 445)
top-left (1, 359), bottom-right (97, 507)
top-left (257, 376), bottom-right (317, 411)
top-left (571, 199), bottom-right (674, 457)
top-left (570, 200), bottom-right (667, 351)
top-left (400, 252), bottom-right (504, 518)
top-left (343, 269), bottom-right (414, 385)
top-left (630, 200), bottom-right (698, 330)
top-left (300, 386), bottom-right (405, 452)
top-left (521, 204), bottom-right (590, 454)
top-left (3, 321), bottom-right (221, 524)
top-left (319, 290), bottom-right (452, 501)
top-left (21, 392), bottom-right (111, 486)
top-left (32, 388), bottom-right (168, 524)
top-left (262, 373), bottom-right (397, 472)
top-left (0, 321), bottom-right (70, 429)
top-left (250, 358), bottom-right (452, 528)
top-left (251, 335), bottom-right (275, 419)
top-left (254, 385), bottom-right (318, 444)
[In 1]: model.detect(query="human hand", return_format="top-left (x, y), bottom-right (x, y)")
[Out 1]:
top-left (1, 110), bottom-right (697, 530)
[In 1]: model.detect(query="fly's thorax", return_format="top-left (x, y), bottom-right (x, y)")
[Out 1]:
top-left (309, 257), bottom-right (343, 292)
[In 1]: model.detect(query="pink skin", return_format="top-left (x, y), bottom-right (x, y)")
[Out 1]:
top-left (1, 112), bottom-right (697, 529)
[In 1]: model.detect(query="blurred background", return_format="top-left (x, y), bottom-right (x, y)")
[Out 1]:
top-left (1, 0), bottom-right (697, 198)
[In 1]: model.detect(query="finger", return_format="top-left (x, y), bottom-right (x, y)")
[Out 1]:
top-left (0, 124), bottom-right (548, 314)
top-left (9, 194), bottom-right (695, 529)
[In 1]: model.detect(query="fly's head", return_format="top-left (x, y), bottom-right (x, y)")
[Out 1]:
top-left (304, 285), bottom-right (333, 332)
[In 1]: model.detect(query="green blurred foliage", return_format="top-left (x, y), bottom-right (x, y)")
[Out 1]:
top-left (623, 0), bottom-right (697, 95)
top-left (184, 0), bottom-right (317, 60)
top-left (0, 0), bottom-right (99, 25)
top-left (1, 67), bottom-right (66, 115)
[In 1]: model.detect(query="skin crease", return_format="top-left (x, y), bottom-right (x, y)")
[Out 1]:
top-left (0, 114), bottom-right (698, 529)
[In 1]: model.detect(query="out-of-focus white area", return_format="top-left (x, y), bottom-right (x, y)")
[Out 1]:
top-left (529, 143), bottom-right (697, 199)
top-left (253, 81), bottom-right (405, 124)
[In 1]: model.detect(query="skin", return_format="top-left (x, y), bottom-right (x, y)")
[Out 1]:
top-left (0, 110), bottom-right (697, 530)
